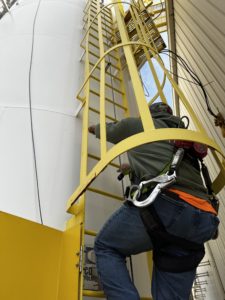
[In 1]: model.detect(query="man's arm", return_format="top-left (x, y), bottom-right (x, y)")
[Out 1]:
top-left (88, 119), bottom-right (138, 144)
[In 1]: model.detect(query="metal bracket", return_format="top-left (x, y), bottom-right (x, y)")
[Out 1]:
top-left (76, 245), bottom-right (83, 273)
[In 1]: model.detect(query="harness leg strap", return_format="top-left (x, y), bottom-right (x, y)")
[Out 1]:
top-left (140, 206), bottom-right (205, 273)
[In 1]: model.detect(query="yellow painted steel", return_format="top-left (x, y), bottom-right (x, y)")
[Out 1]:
top-left (0, 211), bottom-right (81, 300)
top-left (89, 88), bottom-right (127, 110)
top-left (69, 39), bottom-right (225, 211)
top-left (0, 211), bottom-right (62, 300)
top-left (104, 6), bottom-right (130, 118)
top-left (57, 215), bottom-right (83, 300)
top-left (90, 74), bottom-right (124, 95)
top-left (68, 0), bottom-right (225, 210)
top-left (90, 106), bottom-right (118, 122)
top-left (148, 72), bottom-right (166, 105)
top-left (88, 153), bottom-right (120, 168)
top-left (83, 289), bottom-right (152, 299)
top-left (83, 290), bottom-right (105, 297)
top-left (72, 2), bottom-right (133, 299)
top-left (97, 0), bottom-right (107, 157)
top-left (85, 229), bottom-right (97, 236)
top-left (113, 3), bottom-right (154, 131)
top-left (129, 5), bottom-right (167, 103)
top-left (68, 128), bottom-right (224, 212)
top-left (87, 187), bottom-right (124, 201)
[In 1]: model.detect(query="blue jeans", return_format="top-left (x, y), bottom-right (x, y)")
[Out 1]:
top-left (94, 193), bottom-right (219, 300)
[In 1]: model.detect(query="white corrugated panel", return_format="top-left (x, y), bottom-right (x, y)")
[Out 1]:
top-left (0, 0), bottom-right (85, 229)
top-left (172, 0), bottom-right (225, 298)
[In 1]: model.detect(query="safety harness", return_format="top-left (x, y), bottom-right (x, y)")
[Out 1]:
top-left (126, 147), bottom-right (184, 207)
top-left (122, 144), bottom-right (219, 273)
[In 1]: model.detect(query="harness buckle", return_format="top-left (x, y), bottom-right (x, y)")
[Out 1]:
top-left (127, 171), bottom-right (177, 208)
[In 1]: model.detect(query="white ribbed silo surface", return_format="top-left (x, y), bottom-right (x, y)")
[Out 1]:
top-left (0, 0), bottom-right (85, 229)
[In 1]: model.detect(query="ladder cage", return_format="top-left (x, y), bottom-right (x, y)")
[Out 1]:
top-left (69, 0), bottom-right (225, 213)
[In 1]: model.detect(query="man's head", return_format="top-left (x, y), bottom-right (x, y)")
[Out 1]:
top-left (149, 102), bottom-right (173, 116)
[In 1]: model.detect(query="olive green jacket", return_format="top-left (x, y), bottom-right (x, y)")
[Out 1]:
top-left (95, 112), bottom-right (208, 200)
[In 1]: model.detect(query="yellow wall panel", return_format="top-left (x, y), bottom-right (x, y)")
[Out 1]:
top-left (57, 216), bottom-right (82, 300)
top-left (0, 211), bottom-right (62, 300)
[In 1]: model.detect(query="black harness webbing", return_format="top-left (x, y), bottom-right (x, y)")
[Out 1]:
top-left (140, 200), bottom-right (205, 273)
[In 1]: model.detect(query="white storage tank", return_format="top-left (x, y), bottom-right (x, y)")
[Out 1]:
top-left (0, 0), bottom-right (85, 229)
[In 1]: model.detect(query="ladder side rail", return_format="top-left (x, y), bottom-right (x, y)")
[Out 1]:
top-left (110, 16), bottom-right (130, 117)
top-left (129, 5), bottom-right (167, 104)
top-left (113, 2), bottom-right (154, 132)
top-left (77, 5), bottom-right (92, 299)
top-left (97, 0), bottom-right (107, 157)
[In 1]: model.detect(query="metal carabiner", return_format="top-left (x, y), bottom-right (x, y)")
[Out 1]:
top-left (127, 184), bottom-right (141, 201)
top-left (130, 171), bottom-right (177, 208)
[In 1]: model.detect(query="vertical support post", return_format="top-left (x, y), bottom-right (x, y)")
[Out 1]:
top-left (130, 6), bottom-right (167, 104)
top-left (165, 0), bottom-right (180, 116)
top-left (80, 4), bottom-right (91, 181)
top-left (113, 1), bottom-right (154, 131)
top-left (97, 0), bottom-right (107, 157)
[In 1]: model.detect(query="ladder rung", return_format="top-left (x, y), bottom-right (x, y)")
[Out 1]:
top-left (83, 289), bottom-right (152, 299)
top-left (86, 0), bottom-right (110, 12)
top-left (84, 0), bottom-right (111, 15)
top-left (86, 3), bottom-right (111, 18)
top-left (85, 13), bottom-right (113, 30)
top-left (90, 75), bottom-right (124, 95)
top-left (84, 3), bottom-right (97, 16)
top-left (87, 39), bottom-right (99, 50)
top-left (152, 7), bottom-right (166, 15)
top-left (89, 106), bottom-right (118, 122)
top-left (87, 187), bottom-right (123, 201)
top-left (84, 2), bottom-right (97, 14)
top-left (89, 62), bottom-right (122, 82)
top-left (83, 10), bottom-right (111, 25)
top-left (100, 10), bottom-right (112, 23)
top-left (89, 27), bottom-right (115, 47)
top-left (89, 49), bottom-right (100, 59)
top-left (85, 7), bottom-right (112, 24)
top-left (83, 0), bottom-right (94, 13)
top-left (82, 39), bottom-right (118, 61)
top-left (100, 6), bottom-right (112, 18)
top-left (89, 27), bottom-right (115, 42)
top-left (88, 26), bottom-right (116, 46)
top-left (83, 290), bottom-right (105, 298)
top-left (83, 21), bottom-right (116, 39)
top-left (83, 16), bottom-right (112, 33)
top-left (88, 40), bottom-right (118, 62)
top-left (90, 89), bottom-right (127, 110)
top-left (156, 21), bottom-right (167, 29)
top-left (88, 153), bottom-right (120, 169)
top-left (83, 20), bottom-right (116, 39)
top-left (88, 51), bottom-right (120, 71)
top-left (85, 229), bottom-right (97, 236)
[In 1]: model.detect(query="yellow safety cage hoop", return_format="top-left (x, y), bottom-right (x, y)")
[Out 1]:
top-left (67, 0), bottom-right (225, 215)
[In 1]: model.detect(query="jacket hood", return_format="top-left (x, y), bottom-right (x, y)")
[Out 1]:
top-left (150, 102), bottom-right (184, 128)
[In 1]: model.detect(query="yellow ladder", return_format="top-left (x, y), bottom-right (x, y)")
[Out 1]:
top-left (75, 0), bottom-right (135, 298)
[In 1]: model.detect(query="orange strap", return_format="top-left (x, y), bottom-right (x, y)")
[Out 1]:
top-left (168, 188), bottom-right (217, 215)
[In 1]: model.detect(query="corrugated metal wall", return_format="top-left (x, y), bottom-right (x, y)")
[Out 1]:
top-left (172, 0), bottom-right (225, 298)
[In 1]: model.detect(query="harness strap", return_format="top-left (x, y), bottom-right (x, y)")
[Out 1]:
top-left (126, 148), bottom-right (185, 208)
top-left (140, 204), bottom-right (205, 273)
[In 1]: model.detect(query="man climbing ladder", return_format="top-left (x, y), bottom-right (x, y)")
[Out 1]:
top-left (88, 102), bottom-right (219, 300)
